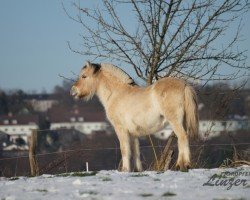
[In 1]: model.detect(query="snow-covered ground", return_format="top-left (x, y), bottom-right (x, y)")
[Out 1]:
top-left (0, 167), bottom-right (249, 200)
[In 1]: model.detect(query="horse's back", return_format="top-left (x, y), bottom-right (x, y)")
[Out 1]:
top-left (152, 77), bottom-right (186, 94)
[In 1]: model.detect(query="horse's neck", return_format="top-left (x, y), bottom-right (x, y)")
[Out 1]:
top-left (96, 83), bottom-right (112, 107)
top-left (96, 76), bottom-right (126, 108)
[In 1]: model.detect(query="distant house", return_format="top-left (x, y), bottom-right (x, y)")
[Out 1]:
top-left (152, 119), bottom-right (249, 140)
top-left (25, 94), bottom-right (58, 112)
top-left (48, 106), bottom-right (109, 135)
top-left (0, 114), bottom-right (39, 146)
top-left (199, 119), bottom-right (249, 139)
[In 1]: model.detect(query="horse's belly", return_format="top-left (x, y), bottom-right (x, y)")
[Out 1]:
top-left (127, 111), bottom-right (167, 136)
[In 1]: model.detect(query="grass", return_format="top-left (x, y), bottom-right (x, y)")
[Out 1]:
top-left (9, 177), bottom-right (19, 181)
top-left (71, 171), bottom-right (98, 177)
top-left (101, 177), bottom-right (112, 181)
top-left (162, 192), bottom-right (176, 197)
top-left (35, 189), bottom-right (48, 193)
top-left (57, 171), bottom-right (98, 177)
top-left (79, 191), bottom-right (98, 195)
top-left (139, 193), bottom-right (153, 197)
top-left (130, 173), bottom-right (149, 177)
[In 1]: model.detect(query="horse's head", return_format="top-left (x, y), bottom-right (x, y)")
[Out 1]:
top-left (70, 61), bottom-right (101, 100)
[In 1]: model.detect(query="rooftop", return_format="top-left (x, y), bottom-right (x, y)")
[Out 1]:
top-left (48, 105), bottom-right (107, 123)
top-left (0, 114), bottom-right (39, 126)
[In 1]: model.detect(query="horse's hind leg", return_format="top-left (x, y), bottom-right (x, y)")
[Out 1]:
top-left (131, 136), bottom-right (143, 172)
top-left (159, 94), bottom-right (190, 171)
top-left (169, 120), bottom-right (191, 171)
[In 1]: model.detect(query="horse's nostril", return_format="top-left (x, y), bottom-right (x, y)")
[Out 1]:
top-left (70, 86), bottom-right (78, 96)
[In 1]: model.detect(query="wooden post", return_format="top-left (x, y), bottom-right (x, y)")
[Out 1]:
top-left (29, 129), bottom-right (39, 176)
top-left (156, 132), bottom-right (176, 171)
top-left (163, 150), bottom-right (174, 170)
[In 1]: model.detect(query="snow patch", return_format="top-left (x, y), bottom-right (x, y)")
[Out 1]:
top-left (0, 167), bottom-right (249, 200)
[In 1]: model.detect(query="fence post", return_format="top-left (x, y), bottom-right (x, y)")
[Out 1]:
top-left (29, 129), bottom-right (39, 176)
top-left (156, 132), bottom-right (176, 170)
top-left (86, 162), bottom-right (89, 172)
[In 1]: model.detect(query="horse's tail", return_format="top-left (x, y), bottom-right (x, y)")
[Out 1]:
top-left (184, 85), bottom-right (199, 139)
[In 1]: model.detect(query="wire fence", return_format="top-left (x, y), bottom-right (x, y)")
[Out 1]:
top-left (0, 128), bottom-right (249, 177)
top-left (0, 143), bottom-right (250, 162)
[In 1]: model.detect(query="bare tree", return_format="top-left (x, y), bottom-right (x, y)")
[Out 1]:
top-left (64, 0), bottom-right (249, 85)
top-left (63, 0), bottom-right (249, 170)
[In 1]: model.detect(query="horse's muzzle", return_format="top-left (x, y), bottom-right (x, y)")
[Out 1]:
top-left (70, 86), bottom-right (78, 97)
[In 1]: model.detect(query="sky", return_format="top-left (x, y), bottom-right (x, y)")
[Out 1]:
top-left (0, 0), bottom-right (87, 93)
top-left (0, 0), bottom-right (249, 93)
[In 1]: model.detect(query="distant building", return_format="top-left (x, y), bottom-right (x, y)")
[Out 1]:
top-left (25, 94), bottom-right (58, 112)
top-left (0, 114), bottom-right (39, 146)
top-left (199, 119), bottom-right (249, 139)
top-left (48, 106), bottom-right (109, 135)
top-left (153, 119), bottom-right (249, 140)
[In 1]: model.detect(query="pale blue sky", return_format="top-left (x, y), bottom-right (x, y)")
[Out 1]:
top-left (0, 0), bottom-right (249, 93)
top-left (0, 0), bottom-right (86, 93)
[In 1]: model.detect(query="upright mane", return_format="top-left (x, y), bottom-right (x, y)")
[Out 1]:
top-left (100, 63), bottom-right (135, 85)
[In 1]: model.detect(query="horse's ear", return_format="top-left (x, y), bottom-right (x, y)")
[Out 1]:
top-left (85, 61), bottom-right (100, 74)
top-left (86, 61), bottom-right (91, 68)
top-left (92, 63), bottom-right (101, 74)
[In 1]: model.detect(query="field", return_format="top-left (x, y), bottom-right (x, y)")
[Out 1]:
top-left (0, 167), bottom-right (249, 200)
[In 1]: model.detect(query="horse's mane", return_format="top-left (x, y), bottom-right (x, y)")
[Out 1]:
top-left (100, 63), bottom-right (135, 85)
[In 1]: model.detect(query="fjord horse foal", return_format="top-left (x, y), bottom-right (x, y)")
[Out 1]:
top-left (71, 62), bottom-right (199, 172)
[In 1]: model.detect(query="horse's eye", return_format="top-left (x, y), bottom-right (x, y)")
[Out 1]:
top-left (82, 75), bottom-right (87, 79)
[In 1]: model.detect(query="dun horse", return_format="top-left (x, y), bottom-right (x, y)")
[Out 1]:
top-left (71, 62), bottom-right (199, 172)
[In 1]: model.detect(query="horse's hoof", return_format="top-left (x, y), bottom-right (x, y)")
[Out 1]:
top-left (121, 167), bottom-right (130, 172)
top-left (176, 162), bottom-right (190, 172)
top-left (180, 167), bottom-right (189, 172)
top-left (134, 168), bottom-right (143, 172)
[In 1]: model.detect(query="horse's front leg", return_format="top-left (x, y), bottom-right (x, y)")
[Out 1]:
top-left (115, 127), bottom-right (131, 172)
top-left (131, 136), bottom-right (143, 172)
